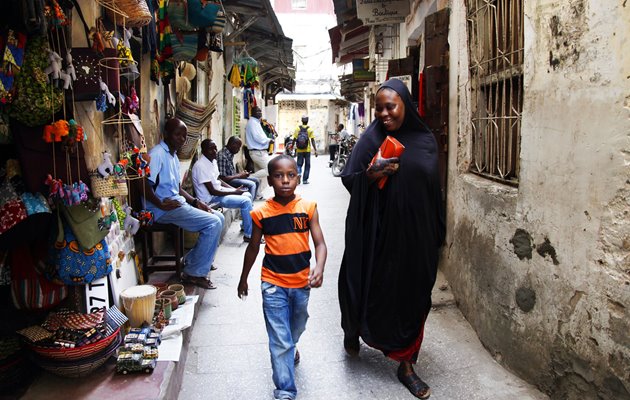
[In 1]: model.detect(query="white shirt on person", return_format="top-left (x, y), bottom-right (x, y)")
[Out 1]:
top-left (245, 116), bottom-right (270, 150)
top-left (192, 155), bottom-right (234, 203)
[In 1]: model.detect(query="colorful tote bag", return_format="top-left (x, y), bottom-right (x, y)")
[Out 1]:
top-left (49, 224), bottom-right (112, 285)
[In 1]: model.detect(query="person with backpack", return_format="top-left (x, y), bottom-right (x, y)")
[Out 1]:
top-left (292, 115), bottom-right (318, 184)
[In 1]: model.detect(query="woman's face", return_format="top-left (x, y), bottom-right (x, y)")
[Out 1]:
top-left (375, 88), bottom-right (405, 132)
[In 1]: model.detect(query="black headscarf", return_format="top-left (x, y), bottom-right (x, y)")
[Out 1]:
top-left (338, 79), bottom-right (445, 358)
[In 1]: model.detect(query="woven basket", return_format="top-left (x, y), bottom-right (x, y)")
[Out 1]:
top-left (175, 98), bottom-right (215, 131)
top-left (28, 327), bottom-right (121, 361)
top-left (32, 334), bottom-right (121, 378)
top-left (177, 131), bottom-right (202, 160)
top-left (90, 175), bottom-right (128, 198)
top-left (104, 0), bottom-right (153, 27)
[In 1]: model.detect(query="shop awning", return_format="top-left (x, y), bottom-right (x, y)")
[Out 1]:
top-left (223, 0), bottom-right (295, 97)
top-left (328, 18), bottom-right (369, 65)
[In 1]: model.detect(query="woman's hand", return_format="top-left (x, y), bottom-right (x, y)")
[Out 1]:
top-left (366, 155), bottom-right (400, 181)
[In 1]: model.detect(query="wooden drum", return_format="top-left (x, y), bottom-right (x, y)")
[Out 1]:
top-left (120, 285), bottom-right (156, 328)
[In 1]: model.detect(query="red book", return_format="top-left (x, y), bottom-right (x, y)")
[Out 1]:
top-left (370, 136), bottom-right (405, 189)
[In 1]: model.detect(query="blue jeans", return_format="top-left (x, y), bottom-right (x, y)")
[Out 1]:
top-left (296, 152), bottom-right (311, 182)
top-left (212, 193), bottom-right (253, 237)
top-left (155, 204), bottom-right (223, 278)
top-left (261, 281), bottom-right (310, 400)
top-left (228, 177), bottom-right (260, 199)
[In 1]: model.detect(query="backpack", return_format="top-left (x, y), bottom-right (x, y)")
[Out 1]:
top-left (296, 126), bottom-right (309, 149)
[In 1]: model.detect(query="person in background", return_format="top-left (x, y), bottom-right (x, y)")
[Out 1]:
top-left (292, 115), bottom-right (318, 184)
top-left (245, 106), bottom-right (272, 180)
top-left (328, 123), bottom-right (348, 167)
top-left (238, 154), bottom-right (327, 400)
top-left (192, 139), bottom-right (255, 243)
top-left (142, 118), bottom-right (224, 290)
top-left (217, 136), bottom-right (262, 200)
top-left (338, 79), bottom-right (445, 399)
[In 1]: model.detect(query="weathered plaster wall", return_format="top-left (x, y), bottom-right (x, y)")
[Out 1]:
top-left (445, 0), bottom-right (630, 398)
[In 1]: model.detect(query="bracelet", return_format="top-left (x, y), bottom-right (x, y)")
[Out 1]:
top-left (191, 198), bottom-right (198, 207)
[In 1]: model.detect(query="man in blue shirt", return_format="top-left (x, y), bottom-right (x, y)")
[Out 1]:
top-left (143, 118), bottom-right (224, 289)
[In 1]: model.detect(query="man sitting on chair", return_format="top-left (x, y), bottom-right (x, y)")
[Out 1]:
top-left (143, 118), bottom-right (223, 290)
top-left (193, 139), bottom-right (255, 243)
top-left (217, 136), bottom-right (261, 200)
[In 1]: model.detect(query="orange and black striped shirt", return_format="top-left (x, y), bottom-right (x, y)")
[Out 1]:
top-left (251, 196), bottom-right (317, 288)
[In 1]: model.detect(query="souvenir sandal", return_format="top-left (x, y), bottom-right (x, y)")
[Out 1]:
top-left (397, 364), bottom-right (431, 399)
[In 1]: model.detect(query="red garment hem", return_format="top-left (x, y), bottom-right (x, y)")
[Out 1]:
top-left (385, 316), bottom-right (427, 363)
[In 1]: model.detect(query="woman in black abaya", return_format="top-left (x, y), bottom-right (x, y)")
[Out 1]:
top-left (338, 79), bottom-right (445, 399)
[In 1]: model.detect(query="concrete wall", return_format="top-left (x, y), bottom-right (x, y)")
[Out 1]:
top-left (444, 1), bottom-right (630, 398)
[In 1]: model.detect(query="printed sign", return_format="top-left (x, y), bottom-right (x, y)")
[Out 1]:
top-left (356, 0), bottom-right (410, 25)
top-left (85, 275), bottom-right (110, 313)
top-left (389, 75), bottom-right (412, 92)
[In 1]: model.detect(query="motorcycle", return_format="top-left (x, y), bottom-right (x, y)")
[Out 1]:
top-left (331, 136), bottom-right (357, 177)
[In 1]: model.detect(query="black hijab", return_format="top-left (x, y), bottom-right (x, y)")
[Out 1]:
top-left (338, 79), bottom-right (445, 355)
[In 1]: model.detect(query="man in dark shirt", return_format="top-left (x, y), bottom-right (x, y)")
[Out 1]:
top-left (217, 136), bottom-right (261, 200)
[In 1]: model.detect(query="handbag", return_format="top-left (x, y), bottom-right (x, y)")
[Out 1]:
top-left (72, 47), bottom-right (120, 101)
top-left (187, 0), bottom-right (220, 28)
top-left (104, 0), bottom-right (153, 27)
top-left (90, 174), bottom-right (128, 198)
top-left (0, 181), bottom-right (27, 235)
top-left (10, 243), bottom-right (68, 311)
top-left (58, 203), bottom-right (109, 250)
top-left (171, 30), bottom-right (199, 63)
top-left (49, 223), bottom-right (112, 285)
top-left (9, 35), bottom-right (63, 127)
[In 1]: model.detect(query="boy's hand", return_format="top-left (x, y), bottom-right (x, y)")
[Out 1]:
top-left (308, 267), bottom-right (324, 288)
top-left (237, 279), bottom-right (248, 298)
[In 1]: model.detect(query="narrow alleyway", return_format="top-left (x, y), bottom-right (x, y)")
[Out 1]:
top-left (178, 156), bottom-right (548, 400)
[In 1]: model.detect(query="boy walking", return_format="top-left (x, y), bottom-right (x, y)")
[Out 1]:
top-left (238, 154), bottom-right (327, 400)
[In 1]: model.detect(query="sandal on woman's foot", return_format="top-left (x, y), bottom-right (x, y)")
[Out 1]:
top-left (343, 335), bottom-right (360, 356)
top-left (397, 364), bottom-right (431, 399)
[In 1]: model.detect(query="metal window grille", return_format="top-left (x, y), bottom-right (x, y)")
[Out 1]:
top-left (279, 100), bottom-right (307, 110)
top-left (467, 0), bottom-right (523, 185)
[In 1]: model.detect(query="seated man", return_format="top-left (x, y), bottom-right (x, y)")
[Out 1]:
top-left (143, 118), bottom-right (223, 290)
top-left (193, 139), bottom-right (255, 243)
top-left (217, 136), bottom-right (261, 200)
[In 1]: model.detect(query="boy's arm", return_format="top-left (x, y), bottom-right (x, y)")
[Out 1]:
top-left (238, 223), bottom-right (264, 298)
top-left (308, 208), bottom-right (327, 288)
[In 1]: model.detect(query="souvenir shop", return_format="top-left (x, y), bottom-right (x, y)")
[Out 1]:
top-left (0, 0), bottom-right (225, 393)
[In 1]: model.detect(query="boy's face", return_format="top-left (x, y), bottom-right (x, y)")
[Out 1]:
top-left (267, 158), bottom-right (299, 198)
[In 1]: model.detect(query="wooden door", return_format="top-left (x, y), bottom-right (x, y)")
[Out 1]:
top-left (424, 8), bottom-right (450, 205)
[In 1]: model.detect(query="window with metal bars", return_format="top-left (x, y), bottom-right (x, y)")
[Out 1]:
top-left (279, 100), bottom-right (307, 110)
top-left (467, 0), bottom-right (523, 185)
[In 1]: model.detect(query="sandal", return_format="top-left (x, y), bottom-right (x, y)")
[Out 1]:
top-left (181, 273), bottom-right (217, 290)
top-left (397, 364), bottom-right (431, 399)
top-left (343, 334), bottom-right (360, 356)
top-left (294, 349), bottom-right (300, 365)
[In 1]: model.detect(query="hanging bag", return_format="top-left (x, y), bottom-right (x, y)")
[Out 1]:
top-left (49, 210), bottom-right (112, 285)
top-left (58, 203), bottom-right (109, 250)
top-left (187, 0), bottom-right (220, 28)
top-left (10, 243), bottom-right (68, 311)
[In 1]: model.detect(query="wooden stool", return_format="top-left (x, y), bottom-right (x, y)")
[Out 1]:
top-left (139, 222), bottom-right (185, 282)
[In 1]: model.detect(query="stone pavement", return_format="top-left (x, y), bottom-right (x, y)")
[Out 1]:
top-left (178, 156), bottom-right (549, 400)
